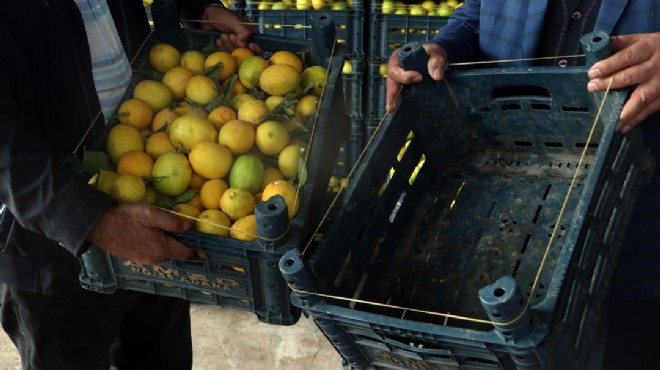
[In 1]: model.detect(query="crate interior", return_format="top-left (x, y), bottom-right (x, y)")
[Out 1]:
top-left (309, 67), bottom-right (627, 331)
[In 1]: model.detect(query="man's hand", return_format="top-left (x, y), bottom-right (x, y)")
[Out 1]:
top-left (385, 43), bottom-right (448, 113)
top-left (199, 5), bottom-right (262, 54)
top-left (87, 203), bottom-right (194, 265)
top-left (587, 32), bottom-right (660, 134)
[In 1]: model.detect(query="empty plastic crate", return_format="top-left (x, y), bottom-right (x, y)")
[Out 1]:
top-left (279, 34), bottom-right (656, 366)
top-left (78, 8), bottom-right (350, 326)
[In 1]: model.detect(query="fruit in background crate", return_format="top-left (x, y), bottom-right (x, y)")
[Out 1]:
top-left (437, 2), bottom-right (454, 16)
top-left (381, 0), bottom-right (394, 13)
top-left (258, 2), bottom-right (271, 9)
top-left (379, 63), bottom-right (388, 77)
top-left (410, 4), bottom-right (426, 15)
top-left (421, 0), bottom-right (436, 13)
top-left (342, 60), bottom-right (352, 74)
top-left (296, 0), bottom-right (312, 9)
top-left (311, 0), bottom-right (326, 10)
top-left (332, 1), bottom-right (347, 10)
top-left (148, 43), bottom-right (181, 73)
top-left (271, 2), bottom-right (287, 10)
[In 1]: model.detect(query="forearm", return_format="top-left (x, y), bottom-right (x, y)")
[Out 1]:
top-left (429, 0), bottom-right (481, 64)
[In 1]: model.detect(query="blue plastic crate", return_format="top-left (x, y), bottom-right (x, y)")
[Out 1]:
top-left (342, 58), bottom-right (366, 119)
top-left (365, 58), bottom-right (388, 124)
top-left (368, 2), bottom-right (449, 59)
top-left (245, 4), bottom-right (365, 58)
top-left (333, 119), bottom-right (364, 178)
top-left (280, 36), bottom-right (655, 367)
top-left (78, 9), bottom-right (350, 326)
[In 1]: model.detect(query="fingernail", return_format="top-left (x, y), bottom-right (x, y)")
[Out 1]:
top-left (412, 75), bottom-right (423, 83)
top-left (587, 82), bottom-right (598, 92)
top-left (432, 68), bottom-right (441, 80)
top-left (588, 68), bottom-right (601, 78)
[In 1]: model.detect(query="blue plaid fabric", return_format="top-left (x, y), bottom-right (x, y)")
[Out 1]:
top-left (433, 0), bottom-right (660, 66)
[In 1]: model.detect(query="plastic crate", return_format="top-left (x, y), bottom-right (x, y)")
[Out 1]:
top-left (368, 2), bottom-right (449, 59)
top-left (342, 58), bottom-right (366, 119)
top-left (279, 35), bottom-right (656, 367)
top-left (365, 58), bottom-right (388, 124)
top-left (245, 4), bottom-right (365, 58)
top-left (333, 119), bottom-right (364, 178)
top-left (78, 8), bottom-right (350, 326)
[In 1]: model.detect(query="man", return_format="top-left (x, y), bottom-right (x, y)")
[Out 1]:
top-left (385, 1), bottom-right (660, 367)
top-left (0, 1), bottom-right (257, 369)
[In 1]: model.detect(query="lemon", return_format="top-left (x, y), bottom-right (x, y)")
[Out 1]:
top-left (142, 185), bottom-right (158, 205)
top-left (200, 178), bottom-right (229, 210)
top-left (116, 150), bottom-right (154, 178)
top-left (237, 99), bottom-right (270, 126)
top-left (261, 166), bottom-right (284, 191)
top-left (187, 193), bottom-right (203, 210)
top-left (278, 143), bottom-right (304, 178)
top-left (223, 77), bottom-right (248, 97)
top-left (204, 51), bottom-right (236, 81)
top-left (162, 66), bottom-right (194, 100)
top-left (189, 142), bottom-right (234, 179)
top-left (106, 123), bottom-right (145, 163)
top-left (189, 171), bottom-right (207, 190)
top-left (149, 43), bottom-right (181, 73)
top-left (180, 50), bottom-right (206, 75)
top-left (230, 93), bottom-right (257, 111)
top-left (183, 106), bottom-right (210, 120)
top-left (264, 96), bottom-right (285, 111)
top-left (208, 106), bottom-right (237, 131)
top-left (117, 98), bottom-right (154, 130)
top-left (295, 94), bottom-right (319, 123)
top-left (220, 187), bottom-right (256, 221)
top-left (169, 114), bottom-right (217, 150)
top-left (262, 179), bottom-right (300, 218)
top-left (186, 74), bottom-right (219, 105)
top-left (218, 119), bottom-right (255, 155)
top-left (151, 108), bottom-right (180, 132)
top-left (145, 131), bottom-right (176, 160)
top-left (196, 209), bottom-right (231, 236)
top-left (133, 79), bottom-right (173, 112)
top-left (231, 47), bottom-right (255, 68)
top-left (112, 174), bottom-right (147, 203)
top-left (174, 101), bottom-right (192, 116)
top-left (228, 155), bottom-right (265, 194)
top-left (269, 50), bottom-right (303, 72)
top-left (301, 65), bottom-right (327, 96)
top-left (151, 152), bottom-right (193, 197)
top-left (230, 214), bottom-right (257, 241)
top-left (259, 64), bottom-right (301, 96)
top-left (173, 203), bottom-right (201, 219)
top-left (238, 56), bottom-right (269, 89)
top-left (93, 170), bottom-right (120, 195)
top-left (255, 120), bottom-right (289, 155)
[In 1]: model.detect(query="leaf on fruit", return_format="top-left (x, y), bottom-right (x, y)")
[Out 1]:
top-left (156, 190), bottom-right (198, 209)
top-left (204, 62), bottom-right (223, 82)
top-left (82, 149), bottom-right (114, 177)
top-left (296, 150), bottom-right (308, 187)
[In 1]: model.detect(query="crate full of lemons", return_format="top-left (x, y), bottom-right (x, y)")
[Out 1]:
top-left (79, 26), bottom-right (349, 325)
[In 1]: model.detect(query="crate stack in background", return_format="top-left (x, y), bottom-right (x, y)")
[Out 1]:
top-left (365, 0), bottom-right (455, 138)
top-left (243, 0), bottom-right (366, 179)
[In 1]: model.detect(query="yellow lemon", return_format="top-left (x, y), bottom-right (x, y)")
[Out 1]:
top-left (183, 106), bottom-right (210, 120)
top-left (255, 120), bottom-right (289, 155)
top-left (185, 74), bottom-right (219, 106)
top-left (204, 51), bottom-right (236, 81)
top-left (231, 47), bottom-right (255, 68)
top-left (112, 174), bottom-right (146, 203)
top-left (278, 143), bottom-right (304, 178)
top-left (269, 50), bottom-right (303, 72)
top-left (142, 185), bottom-right (158, 205)
top-left (173, 203), bottom-right (201, 219)
top-left (295, 94), bottom-right (319, 123)
top-left (228, 155), bottom-right (265, 194)
top-left (92, 170), bottom-right (120, 195)
top-left (220, 187), bottom-right (256, 221)
top-left (169, 114), bottom-right (217, 150)
top-left (196, 209), bottom-right (231, 236)
top-left (230, 214), bottom-right (257, 241)
top-left (200, 178), bottom-right (229, 210)
top-left (151, 152), bottom-right (193, 197)
top-left (238, 56), bottom-right (269, 89)
top-left (133, 79), bottom-right (173, 112)
top-left (162, 66), bottom-right (194, 100)
top-left (222, 77), bottom-right (248, 97)
top-left (207, 105), bottom-right (237, 131)
top-left (187, 193), bottom-right (203, 210)
top-left (148, 43), bottom-right (181, 73)
top-left (189, 171), bottom-right (207, 190)
top-left (151, 108), bottom-right (180, 132)
top-left (218, 119), bottom-right (255, 155)
top-left (106, 123), bottom-right (145, 163)
top-left (145, 131), bottom-right (176, 160)
top-left (264, 96), bottom-right (285, 111)
top-left (180, 50), bottom-right (206, 75)
top-left (116, 150), bottom-right (154, 178)
top-left (301, 65), bottom-right (327, 96)
top-left (237, 99), bottom-right (270, 126)
top-left (261, 166), bottom-right (284, 191)
top-left (117, 98), bottom-right (154, 130)
top-left (230, 93), bottom-right (256, 111)
top-left (259, 64), bottom-right (301, 96)
top-left (262, 179), bottom-right (300, 218)
top-left (189, 141), bottom-right (234, 179)
top-left (174, 100), bottom-right (192, 116)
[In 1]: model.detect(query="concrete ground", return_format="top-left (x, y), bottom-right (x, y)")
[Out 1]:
top-left (0, 303), bottom-right (343, 370)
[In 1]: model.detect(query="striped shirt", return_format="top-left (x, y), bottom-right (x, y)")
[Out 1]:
top-left (74, 0), bottom-right (132, 121)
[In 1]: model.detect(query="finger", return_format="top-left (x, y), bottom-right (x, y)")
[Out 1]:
top-left (616, 86), bottom-right (660, 133)
top-left (588, 60), bottom-right (655, 92)
top-left (248, 42), bottom-right (263, 55)
top-left (160, 239), bottom-right (196, 261)
top-left (588, 34), bottom-right (649, 79)
top-left (216, 34), bottom-right (233, 52)
top-left (385, 77), bottom-right (402, 113)
top-left (235, 29), bottom-right (252, 49)
top-left (427, 54), bottom-right (445, 81)
top-left (143, 207), bottom-right (192, 233)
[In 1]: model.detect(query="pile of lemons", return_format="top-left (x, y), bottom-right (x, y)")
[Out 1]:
top-left (88, 42), bottom-right (329, 242)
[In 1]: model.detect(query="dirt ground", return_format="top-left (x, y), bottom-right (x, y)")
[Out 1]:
top-left (0, 303), bottom-right (343, 370)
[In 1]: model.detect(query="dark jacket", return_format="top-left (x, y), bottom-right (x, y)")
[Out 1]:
top-left (0, 0), bottom-right (214, 294)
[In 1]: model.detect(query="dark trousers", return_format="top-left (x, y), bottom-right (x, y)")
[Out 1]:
top-left (0, 284), bottom-right (192, 370)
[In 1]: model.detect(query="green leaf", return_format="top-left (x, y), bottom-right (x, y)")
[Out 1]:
top-left (154, 190), bottom-right (197, 210)
top-left (296, 150), bottom-right (308, 187)
top-left (201, 39), bottom-right (217, 55)
top-left (204, 62), bottom-right (223, 83)
top-left (83, 149), bottom-right (114, 177)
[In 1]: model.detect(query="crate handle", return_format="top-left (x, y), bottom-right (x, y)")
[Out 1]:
top-left (397, 42), bottom-right (429, 79)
